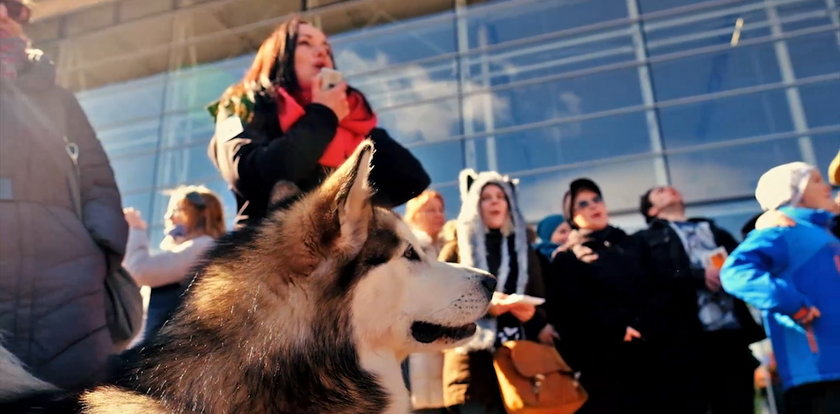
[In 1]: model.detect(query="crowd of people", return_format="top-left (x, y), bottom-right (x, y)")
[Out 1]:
top-left (2, 4), bottom-right (839, 414)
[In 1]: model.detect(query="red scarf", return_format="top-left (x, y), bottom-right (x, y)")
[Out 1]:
top-left (275, 86), bottom-right (377, 168)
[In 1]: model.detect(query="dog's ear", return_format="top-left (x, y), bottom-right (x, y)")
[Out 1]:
top-left (319, 140), bottom-right (375, 255)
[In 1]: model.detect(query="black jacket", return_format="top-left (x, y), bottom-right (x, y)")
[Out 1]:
top-left (208, 90), bottom-right (430, 227)
top-left (547, 226), bottom-right (655, 363)
top-left (634, 218), bottom-right (765, 345)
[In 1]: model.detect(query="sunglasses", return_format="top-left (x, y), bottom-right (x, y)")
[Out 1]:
top-left (575, 195), bottom-right (603, 211)
top-left (184, 191), bottom-right (207, 209)
top-left (1, 0), bottom-right (31, 24)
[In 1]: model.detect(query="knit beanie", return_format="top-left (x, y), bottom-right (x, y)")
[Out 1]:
top-left (536, 214), bottom-right (565, 243)
top-left (755, 162), bottom-right (816, 211)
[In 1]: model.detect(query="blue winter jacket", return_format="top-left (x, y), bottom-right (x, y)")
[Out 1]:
top-left (721, 207), bottom-right (840, 390)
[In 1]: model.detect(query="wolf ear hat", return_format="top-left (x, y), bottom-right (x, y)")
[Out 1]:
top-left (454, 169), bottom-right (530, 352)
top-left (455, 169), bottom-right (528, 297)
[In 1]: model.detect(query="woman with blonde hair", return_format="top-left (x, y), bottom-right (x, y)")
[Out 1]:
top-left (122, 185), bottom-right (226, 341)
top-left (404, 190), bottom-right (448, 413)
top-left (404, 190), bottom-right (446, 257)
top-left (208, 17), bottom-right (428, 228)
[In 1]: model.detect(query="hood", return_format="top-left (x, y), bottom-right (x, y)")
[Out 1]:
top-left (455, 169), bottom-right (529, 295)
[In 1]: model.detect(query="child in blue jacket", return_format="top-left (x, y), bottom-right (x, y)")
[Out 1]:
top-left (721, 162), bottom-right (839, 414)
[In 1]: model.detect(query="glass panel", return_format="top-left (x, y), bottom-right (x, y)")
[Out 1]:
top-left (154, 144), bottom-right (220, 189)
top-left (120, 191), bottom-right (155, 225)
top-left (76, 74), bottom-right (166, 129)
top-left (514, 157), bottom-right (662, 223)
top-left (351, 59), bottom-right (458, 110)
top-left (377, 98), bottom-right (462, 145)
top-left (811, 133), bottom-right (840, 179)
top-left (666, 138), bottom-right (803, 202)
top-left (111, 153), bottom-right (158, 193)
top-left (799, 80), bottom-right (840, 128)
top-left (465, 0), bottom-right (628, 49)
top-left (463, 28), bottom-right (635, 88)
top-left (165, 54), bottom-right (254, 113)
top-left (470, 111), bottom-right (651, 173)
top-left (658, 90), bottom-right (793, 148)
top-left (430, 182), bottom-right (461, 224)
top-left (98, 119), bottom-right (161, 159)
top-left (467, 67), bottom-right (643, 133)
top-left (650, 43), bottom-right (782, 101)
top-left (644, 8), bottom-right (768, 56)
top-left (331, 12), bottom-right (456, 74)
top-left (160, 110), bottom-right (216, 148)
top-left (785, 32), bottom-right (840, 79)
top-left (408, 140), bottom-right (466, 185)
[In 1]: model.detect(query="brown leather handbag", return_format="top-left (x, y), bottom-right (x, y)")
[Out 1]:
top-left (493, 340), bottom-right (587, 414)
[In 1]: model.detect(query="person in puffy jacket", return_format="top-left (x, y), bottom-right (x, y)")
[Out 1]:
top-left (722, 162), bottom-right (840, 414)
top-left (0, 0), bottom-right (128, 391)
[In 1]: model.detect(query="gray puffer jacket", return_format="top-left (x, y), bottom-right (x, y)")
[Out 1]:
top-left (0, 50), bottom-right (127, 390)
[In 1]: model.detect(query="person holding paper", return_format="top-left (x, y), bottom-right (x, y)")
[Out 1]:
top-left (439, 170), bottom-right (551, 413)
top-left (637, 185), bottom-right (764, 414)
top-left (721, 162), bottom-right (840, 414)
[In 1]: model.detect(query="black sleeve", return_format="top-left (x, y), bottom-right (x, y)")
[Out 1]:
top-left (367, 128), bottom-right (431, 208)
top-left (524, 249), bottom-right (548, 337)
top-left (210, 103), bottom-right (338, 199)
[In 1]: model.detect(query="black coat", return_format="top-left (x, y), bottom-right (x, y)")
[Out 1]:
top-left (547, 226), bottom-right (654, 361)
top-left (208, 91), bottom-right (430, 227)
top-left (634, 218), bottom-right (765, 346)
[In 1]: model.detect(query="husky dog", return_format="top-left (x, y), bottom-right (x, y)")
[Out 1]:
top-left (0, 141), bottom-right (495, 414)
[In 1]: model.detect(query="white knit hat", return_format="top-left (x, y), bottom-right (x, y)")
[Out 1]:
top-left (755, 162), bottom-right (816, 211)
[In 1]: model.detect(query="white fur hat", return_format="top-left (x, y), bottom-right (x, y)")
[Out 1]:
top-left (755, 162), bottom-right (816, 211)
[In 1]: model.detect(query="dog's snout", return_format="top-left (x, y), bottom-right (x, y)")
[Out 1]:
top-left (479, 275), bottom-right (496, 299)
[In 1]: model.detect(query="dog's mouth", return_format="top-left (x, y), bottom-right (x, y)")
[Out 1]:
top-left (411, 321), bottom-right (476, 343)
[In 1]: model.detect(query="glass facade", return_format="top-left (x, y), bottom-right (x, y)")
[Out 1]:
top-left (71, 0), bottom-right (840, 241)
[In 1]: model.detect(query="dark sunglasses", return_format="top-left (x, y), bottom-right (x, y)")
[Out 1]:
top-left (1, 0), bottom-right (31, 24)
top-left (184, 191), bottom-right (207, 209)
top-left (575, 195), bottom-right (603, 211)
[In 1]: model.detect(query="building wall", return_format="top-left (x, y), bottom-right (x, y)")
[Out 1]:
top-left (73, 0), bottom-right (840, 243)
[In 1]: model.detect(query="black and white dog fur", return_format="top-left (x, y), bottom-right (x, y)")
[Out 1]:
top-left (0, 141), bottom-right (496, 414)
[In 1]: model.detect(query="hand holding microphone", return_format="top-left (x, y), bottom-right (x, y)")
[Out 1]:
top-left (312, 67), bottom-right (349, 120)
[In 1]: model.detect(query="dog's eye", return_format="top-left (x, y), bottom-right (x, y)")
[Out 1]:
top-left (403, 245), bottom-right (420, 262)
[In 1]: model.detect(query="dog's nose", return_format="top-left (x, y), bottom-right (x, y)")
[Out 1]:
top-left (479, 275), bottom-right (496, 299)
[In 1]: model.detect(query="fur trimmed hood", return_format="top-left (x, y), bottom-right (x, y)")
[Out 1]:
top-left (455, 169), bottom-right (529, 295)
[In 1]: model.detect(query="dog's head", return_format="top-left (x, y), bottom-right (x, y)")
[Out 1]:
top-left (257, 141), bottom-right (495, 355)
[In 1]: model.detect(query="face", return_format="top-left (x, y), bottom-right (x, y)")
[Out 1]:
top-left (799, 170), bottom-right (835, 211)
top-left (412, 197), bottom-right (445, 238)
top-left (572, 189), bottom-right (609, 230)
top-left (293, 23), bottom-right (334, 91)
top-left (647, 186), bottom-right (684, 217)
top-left (165, 197), bottom-right (193, 232)
top-left (0, 1), bottom-right (30, 38)
top-left (550, 221), bottom-right (571, 245)
top-left (479, 184), bottom-right (509, 230)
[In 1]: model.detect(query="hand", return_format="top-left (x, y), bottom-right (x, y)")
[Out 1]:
top-left (623, 326), bottom-right (642, 342)
top-left (571, 244), bottom-right (598, 263)
top-left (538, 324), bottom-right (560, 345)
top-left (508, 302), bottom-right (536, 323)
top-left (793, 306), bottom-right (821, 325)
top-left (488, 292), bottom-right (510, 316)
top-left (311, 77), bottom-right (349, 120)
top-left (704, 266), bottom-right (722, 292)
top-left (123, 208), bottom-right (148, 230)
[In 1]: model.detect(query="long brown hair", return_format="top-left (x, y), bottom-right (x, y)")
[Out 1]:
top-left (217, 17), bottom-right (334, 119)
top-left (167, 186), bottom-right (226, 240)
